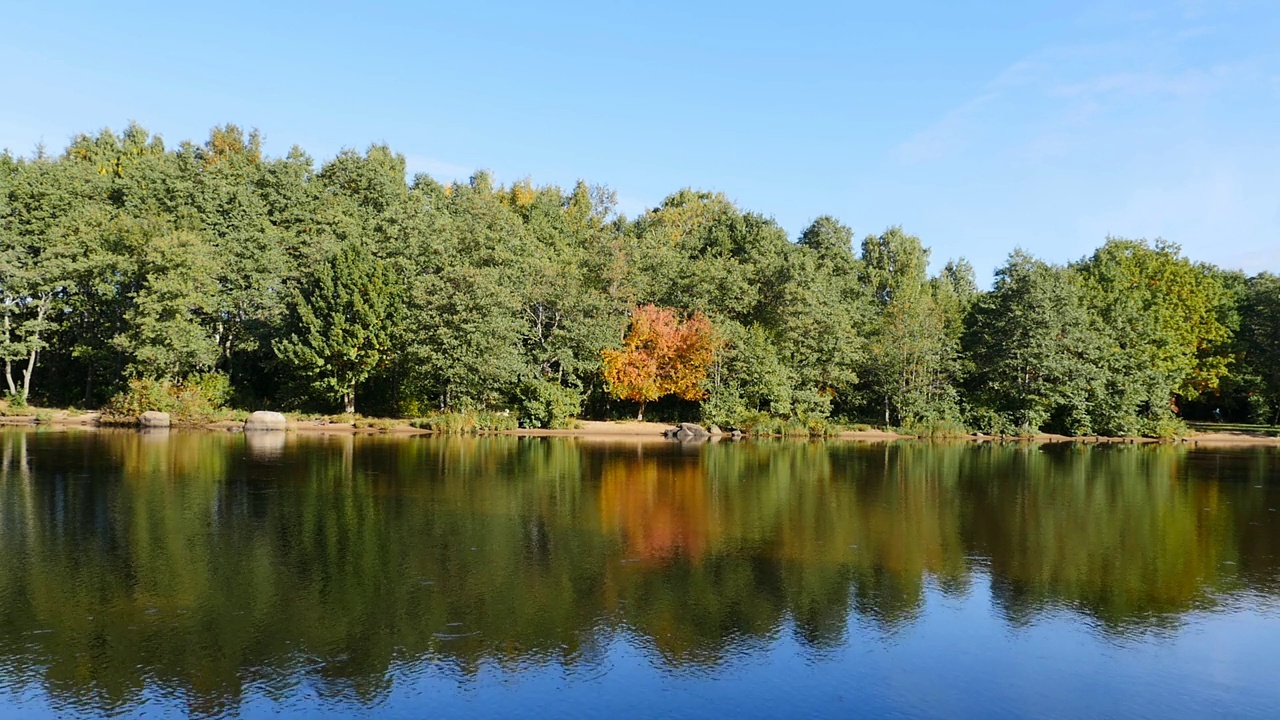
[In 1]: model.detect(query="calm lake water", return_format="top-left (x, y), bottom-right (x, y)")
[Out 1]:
top-left (0, 429), bottom-right (1278, 718)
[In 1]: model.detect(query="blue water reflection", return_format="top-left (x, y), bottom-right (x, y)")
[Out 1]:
top-left (0, 430), bottom-right (1276, 718)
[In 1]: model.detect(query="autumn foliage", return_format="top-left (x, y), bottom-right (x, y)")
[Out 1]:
top-left (602, 305), bottom-right (719, 420)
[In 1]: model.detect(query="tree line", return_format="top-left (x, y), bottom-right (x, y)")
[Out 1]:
top-left (2, 123), bottom-right (1277, 435)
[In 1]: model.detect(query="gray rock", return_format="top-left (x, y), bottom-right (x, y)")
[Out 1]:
top-left (139, 411), bottom-right (170, 428)
top-left (245, 410), bottom-right (288, 431)
top-left (708, 424), bottom-right (723, 435)
top-left (678, 422), bottom-right (710, 438)
top-left (730, 429), bottom-right (744, 439)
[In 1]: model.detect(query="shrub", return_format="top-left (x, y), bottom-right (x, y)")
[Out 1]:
top-left (397, 398), bottom-right (426, 419)
top-left (353, 417), bottom-right (403, 431)
top-left (1138, 415), bottom-right (1187, 439)
top-left (518, 380), bottom-right (583, 429)
top-left (700, 386), bottom-right (748, 429)
top-left (805, 417), bottom-right (843, 437)
top-left (410, 411), bottom-right (519, 434)
top-left (736, 412), bottom-right (837, 437)
top-left (901, 418), bottom-right (971, 438)
top-left (102, 373), bottom-right (232, 424)
top-left (964, 407), bottom-right (1014, 436)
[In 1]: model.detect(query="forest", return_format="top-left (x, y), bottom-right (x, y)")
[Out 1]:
top-left (1, 123), bottom-right (1278, 436)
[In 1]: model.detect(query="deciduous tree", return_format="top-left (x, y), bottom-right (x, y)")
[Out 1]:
top-left (602, 305), bottom-right (718, 420)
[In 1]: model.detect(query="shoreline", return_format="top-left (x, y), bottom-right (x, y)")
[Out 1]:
top-left (1, 411), bottom-right (1278, 447)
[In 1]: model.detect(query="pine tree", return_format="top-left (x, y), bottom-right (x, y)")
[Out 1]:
top-left (276, 242), bottom-right (397, 413)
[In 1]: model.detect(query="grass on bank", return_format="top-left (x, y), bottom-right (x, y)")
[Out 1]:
top-left (1187, 421), bottom-right (1280, 437)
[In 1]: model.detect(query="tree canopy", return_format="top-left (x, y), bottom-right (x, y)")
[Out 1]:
top-left (0, 123), bottom-right (1275, 434)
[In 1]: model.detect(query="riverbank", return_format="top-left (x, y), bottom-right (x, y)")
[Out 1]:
top-left (3, 408), bottom-right (1280, 446)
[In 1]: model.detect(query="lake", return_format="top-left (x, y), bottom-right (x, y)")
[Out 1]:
top-left (0, 429), bottom-right (1278, 718)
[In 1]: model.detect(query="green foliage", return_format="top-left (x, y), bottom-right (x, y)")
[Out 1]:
top-left (275, 241), bottom-right (399, 414)
top-left (410, 411), bottom-right (519, 434)
top-left (110, 228), bottom-right (221, 377)
top-left (1076, 238), bottom-right (1232, 403)
top-left (518, 379), bottom-right (583, 429)
top-left (899, 418), bottom-right (971, 438)
top-left (2, 124), bottom-right (1277, 438)
top-left (963, 252), bottom-right (1101, 435)
top-left (102, 372), bottom-right (232, 423)
top-left (1137, 415), bottom-right (1188, 440)
top-left (963, 406), bottom-right (1015, 436)
top-left (1237, 274), bottom-right (1280, 423)
top-left (859, 228), bottom-right (960, 426)
top-left (736, 412), bottom-right (838, 437)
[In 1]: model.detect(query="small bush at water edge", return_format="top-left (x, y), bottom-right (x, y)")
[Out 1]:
top-left (102, 373), bottom-right (232, 424)
top-left (410, 411), bottom-right (519, 434)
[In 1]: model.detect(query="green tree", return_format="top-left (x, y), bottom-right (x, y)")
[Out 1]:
top-left (110, 226), bottom-right (220, 378)
top-left (963, 251), bottom-right (1101, 434)
top-left (1238, 273), bottom-right (1280, 423)
top-left (859, 227), bottom-right (958, 426)
top-left (188, 125), bottom-right (292, 386)
top-left (276, 242), bottom-right (398, 413)
top-left (400, 172), bottom-right (533, 411)
top-left (0, 157), bottom-right (59, 402)
top-left (702, 321), bottom-right (797, 425)
top-left (772, 216), bottom-right (869, 416)
top-left (1076, 238), bottom-right (1232, 433)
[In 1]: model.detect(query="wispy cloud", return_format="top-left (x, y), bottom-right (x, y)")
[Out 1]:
top-left (881, 0), bottom-right (1280, 276)
top-left (896, 48), bottom-right (1246, 166)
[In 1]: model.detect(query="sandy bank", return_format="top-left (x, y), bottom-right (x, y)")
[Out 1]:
top-left (4, 410), bottom-right (1280, 446)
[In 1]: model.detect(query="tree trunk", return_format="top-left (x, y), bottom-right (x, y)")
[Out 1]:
top-left (344, 388), bottom-right (356, 415)
top-left (2, 313), bottom-right (14, 397)
top-left (19, 301), bottom-right (46, 403)
top-left (20, 347), bottom-right (36, 402)
top-left (637, 401), bottom-right (646, 422)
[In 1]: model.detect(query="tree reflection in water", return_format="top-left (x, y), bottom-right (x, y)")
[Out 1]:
top-left (0, 429), bottom-right (1277, 716)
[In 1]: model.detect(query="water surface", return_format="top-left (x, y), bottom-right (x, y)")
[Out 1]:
top-left (0, 429), bottom-right (1278, 718)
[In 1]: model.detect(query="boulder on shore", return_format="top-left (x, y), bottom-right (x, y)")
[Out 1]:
top-left (708, 424), bottom-right (723, 436)
top-left (139, 411), bottom-right (171, 428)
top-left (669, 422), bottom-right (710, 442)
top-left (245, 410), bottom-right (288, 431)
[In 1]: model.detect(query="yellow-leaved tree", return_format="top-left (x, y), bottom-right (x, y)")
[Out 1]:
top-left (602, 305), bottom-right (719, 421)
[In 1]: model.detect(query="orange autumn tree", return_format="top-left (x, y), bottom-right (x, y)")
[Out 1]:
top-left (602, 305), bottom-right (719, 421)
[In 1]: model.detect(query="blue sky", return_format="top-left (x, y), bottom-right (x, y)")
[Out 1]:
top-left (2, 0), bottom-right (1277, 281)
